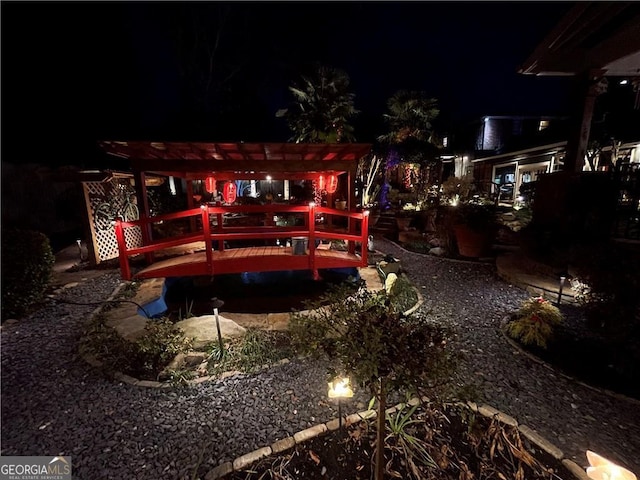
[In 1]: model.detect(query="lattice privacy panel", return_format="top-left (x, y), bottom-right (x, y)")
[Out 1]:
top-left (83, 179), bottom-right (143, 262)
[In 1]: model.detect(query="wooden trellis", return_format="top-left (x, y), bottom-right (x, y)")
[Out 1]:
top-left (82, 176), bottom-right (143, 263)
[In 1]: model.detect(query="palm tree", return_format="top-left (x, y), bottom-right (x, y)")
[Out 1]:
top-left (378, 89), bottom-right (440, 147)
top-left (276, 64), bottom-right (359, 143)
top-left (378, 90), bottom-right (442, 205)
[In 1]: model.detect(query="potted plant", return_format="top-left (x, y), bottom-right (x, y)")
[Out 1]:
top-left (395, 203), bottom-right (417, 231)
top-left (448, 202), bottom-right (497, 257)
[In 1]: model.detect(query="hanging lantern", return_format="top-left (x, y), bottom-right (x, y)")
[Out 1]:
top-left (326, 174), bottom-right (338, 194)
top-left (204, 176), bottom-right (217, 194)
top-left (223, 182), bottom-right (237, 203)
top-left (317, 175), bottom-right (326, 191)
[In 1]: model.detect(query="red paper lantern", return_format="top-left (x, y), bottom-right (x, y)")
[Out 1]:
top-left (223, 182), bottom-right (237, 203)
top-left (317, 175), bottom-right (325, 191)
top-left (204, 176), bottom-right (217, 194)
top-left (326, 174), bottom-right (338, 194)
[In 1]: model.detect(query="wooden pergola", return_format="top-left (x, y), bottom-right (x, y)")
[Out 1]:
top-left (99, 141), bottom-right (374, 280)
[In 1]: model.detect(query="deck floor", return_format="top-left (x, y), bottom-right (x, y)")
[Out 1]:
top-left (135, 246), bottom-right (362, 279)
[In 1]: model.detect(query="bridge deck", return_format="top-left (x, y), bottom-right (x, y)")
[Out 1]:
top-left (134, 246), bottom-right (363, 279)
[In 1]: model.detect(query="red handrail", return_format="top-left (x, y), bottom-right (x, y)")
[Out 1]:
top-left (113, 204), bottom-right (370, 280)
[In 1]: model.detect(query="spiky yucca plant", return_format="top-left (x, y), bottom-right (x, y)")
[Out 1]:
top-left (506, 297), bottom-right (563, 349)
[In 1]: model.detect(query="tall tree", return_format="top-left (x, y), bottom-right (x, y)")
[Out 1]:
top-left (378, 90), bottom-right (439, 146)
top-left (378, 90), bottom-right (443, 201)
top-left (276, 64), bottom-right (359, 143)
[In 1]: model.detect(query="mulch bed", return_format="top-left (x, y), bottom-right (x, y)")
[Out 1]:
top-left (223, 403), bottom-right (575, 480)
top-left (509, 304), bottom-right (640, 401)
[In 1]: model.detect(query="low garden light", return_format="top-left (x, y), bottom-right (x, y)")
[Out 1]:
top-left (328, 377), bottom-right (354, 432)
top-left (586, 450), bottom-right (637, 480)
top-left (211, 297), bottom-right (225, 359)
top-left (557, 275), bottom-right (566, 306)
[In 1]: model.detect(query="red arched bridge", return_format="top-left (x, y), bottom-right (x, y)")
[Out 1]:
top-left (114, 203), bottom-right (369, 281)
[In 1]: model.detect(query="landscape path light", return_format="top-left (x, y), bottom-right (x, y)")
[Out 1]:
top-left (586, 450), bottom-right (637, 480)
top-left (328, 377), bottom-right (354, 432)
top-left (211, 297), bottom-right (225, 359)
top-left (557, 275), bottom-right (566, 306)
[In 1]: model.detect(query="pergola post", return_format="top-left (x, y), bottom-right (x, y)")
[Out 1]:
top-left (563, 70), bottom-right (608, 173)
top-left (133, 170), bottom-right (154, 264)
top-left (186, 179), bottom-right (197, 232)
top-left (347, 166), bottom-right (357, 254)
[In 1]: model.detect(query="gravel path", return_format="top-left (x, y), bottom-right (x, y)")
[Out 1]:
top-left (1, 272), bottom-right (375, 480)
top-left (2, 243), bottom-right (639, 479)
top-left (374, 236), bottom-right (640, 473)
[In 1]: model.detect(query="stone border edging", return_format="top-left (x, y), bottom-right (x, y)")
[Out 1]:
top-left (204, 396), bottom-right (589, 480)
top-left (383, 237), bottom-right (496, 266)
top-left (500, 315), bottom-right (640, 407)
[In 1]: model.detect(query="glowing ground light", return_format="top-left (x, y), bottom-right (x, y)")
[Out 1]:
top-left (586, 450), bottom-right (637, 480)
top-left (328, 377), bottom-right (354, 399)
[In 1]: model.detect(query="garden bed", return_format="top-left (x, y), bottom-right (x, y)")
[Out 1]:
top-left (504, 304), bottom-right (640, 401)
top-left (222, 402), bottom-right (575, 480)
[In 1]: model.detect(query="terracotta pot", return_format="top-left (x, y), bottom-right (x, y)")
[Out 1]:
top-left (396, 217), bottom-right (412, 231)
top-left (335, 200), bottom-right (347, 210)
top-left (453, 224), bottom-right (491, 257)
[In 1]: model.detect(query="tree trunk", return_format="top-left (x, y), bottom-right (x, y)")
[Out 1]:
top-left (375, 379), bottom-right (386, 480)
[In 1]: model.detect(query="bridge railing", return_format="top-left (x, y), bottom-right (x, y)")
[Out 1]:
top-left (114, 203), bottom-right (369, 279)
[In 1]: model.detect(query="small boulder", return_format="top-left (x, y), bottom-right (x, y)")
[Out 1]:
top-left (429, 247), bottom-right (445, 256)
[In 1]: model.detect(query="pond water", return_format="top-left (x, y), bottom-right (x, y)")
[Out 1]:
top-left (161, 268), bottom-right (360, 317)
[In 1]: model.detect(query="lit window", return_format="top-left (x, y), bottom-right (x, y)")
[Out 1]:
top-left (539, 120), bottom-right (550, 131)
top-left (442, 136), bottom-right (448, 148)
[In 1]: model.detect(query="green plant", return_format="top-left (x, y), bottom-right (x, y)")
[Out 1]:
top-left (569, 242), bottom-right (640, 334)
top-left (506, 297), bottom-right (563, 349)
top-left (440, 175), bottom-right (475, 204)
top-left (289, 282), bottom-right (457, 480)
top-left (166, 368), bottom-right (196, 387)
top-left (385, 404), bottom-right (437, 475)
top-left (178, 298), bottom-right (195, 321)
top-left (82, 316), bottom-right (194, 380)
top-left (1, 229), bottom-right (55, 319)
top-left (239, 329), bottom-right (291, 372)
top-left (135, 319), bottom-right (194, 376)
top-left (449, 202), bottom-right (498, 232)
top-left (206, 330), bottom-right (292, 377)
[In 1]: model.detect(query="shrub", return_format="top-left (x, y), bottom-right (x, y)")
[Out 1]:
top-left (506, 297), bottom-right (563, 349)
top-left (81, 317), bottom-right (193, 380)
top-left (568, 242), bottom-right (640, 334)
top-left (1, 229), bottom-right (55, 319)
top-left (289, 282), bottom-right (458, 480)
top-left (134, 319), bottom-right (194, 376)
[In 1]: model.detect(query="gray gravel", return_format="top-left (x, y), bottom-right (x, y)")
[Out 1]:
top-left (374, 236), bottom-right (640, 473)
top-left (2, 241), bottom-right (639, 479)
top-left (1, 272), bottom-right (375, 480)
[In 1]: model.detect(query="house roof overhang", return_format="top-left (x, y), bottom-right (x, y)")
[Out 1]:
top-left (519, 2), bottom-right (640, 77)
top-left (99, 141), bottom-right (373, 181)
top-left (472, 142), bottom-right (568, 163)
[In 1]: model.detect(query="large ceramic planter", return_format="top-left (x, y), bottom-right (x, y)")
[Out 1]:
top-left (453, 224), bottom-right (492, 257)
top-left (396, 217), bottom-right (412, 231)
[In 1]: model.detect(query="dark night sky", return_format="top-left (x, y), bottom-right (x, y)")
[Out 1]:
top-left (1, 1), bottom-right (576, 167)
